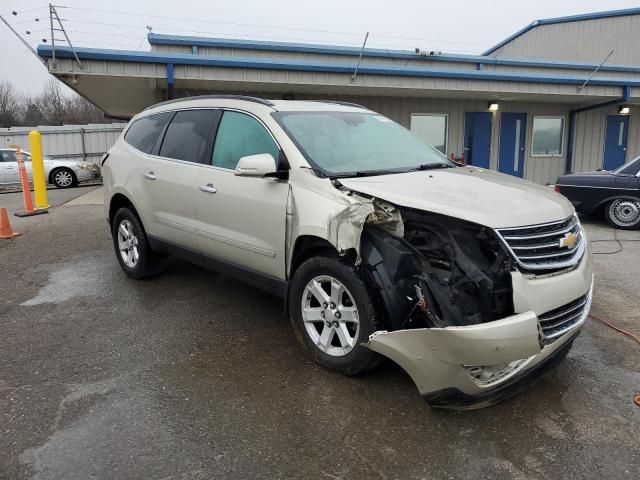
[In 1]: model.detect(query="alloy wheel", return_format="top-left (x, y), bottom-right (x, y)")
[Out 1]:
top-left (54, 170), bottom-right (73, 187)
top-left (301, 275), bottom-right (360, 357)
top-left (117, 219), bottom-right (140, 268)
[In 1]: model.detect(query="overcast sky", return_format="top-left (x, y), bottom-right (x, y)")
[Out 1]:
top-left (1, 0), bottom-right (639, 95)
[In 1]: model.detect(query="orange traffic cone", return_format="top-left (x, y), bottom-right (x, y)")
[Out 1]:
top-left (0, 208), bottom-right (21, 239)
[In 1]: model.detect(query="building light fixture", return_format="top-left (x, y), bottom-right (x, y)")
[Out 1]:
top-left (619, 105), bottom-right (630, 115)
top-left (488, 102), bottom-right (499, 112)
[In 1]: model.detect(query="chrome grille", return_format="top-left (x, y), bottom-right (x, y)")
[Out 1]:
top-left (496, 215), bottom-right (585, 272)
top-left (539, 288), bottom-right (592, 342)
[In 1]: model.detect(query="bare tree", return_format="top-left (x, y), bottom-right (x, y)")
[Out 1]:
top-left (0, 80), bottom-right (21, 127)
top-left (36, 78), bottom-right (67, 125)
top-left (64, 95), bottom-right (105, 124)
top-left (6, 78), bottom-right (107, 126)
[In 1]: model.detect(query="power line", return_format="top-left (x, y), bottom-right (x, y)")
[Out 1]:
top-left (1, 6), bottom-right (47, 16)
top-left (62, 5), bottom-right (488, 47)
top-left (48, 18), bottom-right (479, 53)
top-left (3, 7), bottom-right (484, 55)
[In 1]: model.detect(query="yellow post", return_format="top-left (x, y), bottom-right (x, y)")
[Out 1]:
top-left (29, 131), bottom-right (49, 210)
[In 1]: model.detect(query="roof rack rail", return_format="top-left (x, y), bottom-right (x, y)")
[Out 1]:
top-left (305, 100), bottom-right (368, 109)
top-left (144, 95), bottom-right (275, 110)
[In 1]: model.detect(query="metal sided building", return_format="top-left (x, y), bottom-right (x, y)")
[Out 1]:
top-left (37, 7), bottom-right (640, 184)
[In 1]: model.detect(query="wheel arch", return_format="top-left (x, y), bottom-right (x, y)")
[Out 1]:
top-left (288, 235), bottom-right (339, 279)
top-left (109, 192), bottom-right (143, 227)
top-left (286, 234), bottom-right (359, 315)
top-left (594, 194), bottom-right (640, 213)
top-left (48, 166), bottom-right (77, 185)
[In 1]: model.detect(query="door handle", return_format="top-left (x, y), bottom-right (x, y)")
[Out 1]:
top-left (143, 171), bottom-right (156, 180)
top-left (199, 183), bottom-right (217, 194)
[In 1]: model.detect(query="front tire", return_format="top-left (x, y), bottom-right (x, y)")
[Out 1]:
top-left (111, 207), bottom-right (165, 278)
top-left (289, 255), bottom-right (383, 375)
top-left (51, 168), bottom-right (78, 188)
top-left (604, 198), bottom-right (640, 230)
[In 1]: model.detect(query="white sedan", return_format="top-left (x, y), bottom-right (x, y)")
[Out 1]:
top-left (0, 148), bottom-right (100, 188)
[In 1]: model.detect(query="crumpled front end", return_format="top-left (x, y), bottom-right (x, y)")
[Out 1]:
top-left (349, 199), bottom-right (594, 409)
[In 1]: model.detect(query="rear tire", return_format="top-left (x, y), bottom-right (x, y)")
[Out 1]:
top-left (604, 199), bottom-right (640, 230)
top-left (289, 255), bottom-right (383, 375)
top-left (111, 207), bottom-right (165, 278)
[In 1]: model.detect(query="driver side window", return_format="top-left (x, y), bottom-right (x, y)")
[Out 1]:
top-left (211, 111), bottom-right (279, 170)
top-left (1, 151), bottom-right (16, 162)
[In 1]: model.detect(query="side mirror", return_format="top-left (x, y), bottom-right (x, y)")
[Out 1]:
top-left (234, 153), bottom-right (278, 177)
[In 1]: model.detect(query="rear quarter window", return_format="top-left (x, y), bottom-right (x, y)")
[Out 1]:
top-left (124, 112), bottom-right (172, 154)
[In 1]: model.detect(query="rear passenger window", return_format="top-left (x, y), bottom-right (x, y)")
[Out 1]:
top-left (618, 159), bottom-right (640, 175)
top-left (124, 112), bottom-right (172, 154)
top-left (212, 111), bottom-right (279, 169)
top-left (159, 110), bottom-right (219, 164)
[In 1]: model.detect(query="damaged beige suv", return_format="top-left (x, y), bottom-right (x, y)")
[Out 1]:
top-left (103, 96), bottom-right (593, 409)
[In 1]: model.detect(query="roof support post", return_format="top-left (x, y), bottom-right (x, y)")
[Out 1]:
top-left (565, 85), bottom-right (631, 174)
top-left (167, 63), bottom-right (175, 100)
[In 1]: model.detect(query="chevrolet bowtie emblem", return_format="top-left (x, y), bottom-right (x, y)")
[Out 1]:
top-left (559, 232), bottom-right (578, 249)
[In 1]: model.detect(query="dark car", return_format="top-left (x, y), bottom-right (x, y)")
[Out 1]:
top-left (555, 157), bottom-right (640, 230)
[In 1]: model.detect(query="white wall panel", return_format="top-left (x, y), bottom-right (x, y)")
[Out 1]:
top-left (0, 124), bottom-right (125, 163)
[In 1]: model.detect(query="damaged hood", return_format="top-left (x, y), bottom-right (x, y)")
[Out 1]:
top-left (339, 167), bottom-right (574, 228)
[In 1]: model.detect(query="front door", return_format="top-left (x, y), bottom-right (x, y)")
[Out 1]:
top-left (195, 110), bottom-right (289, 279)
top-left (498, 112), bottom-right (527, 177)
top-left (603, 115), bottom-right (629, 171)
top-left (464, 112), bottom-right (492, 169)
top-left (0, 150), bottom-right (20, 183)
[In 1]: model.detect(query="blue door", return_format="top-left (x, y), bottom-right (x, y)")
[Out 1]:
top-left (464, 112), bottom-right (492, 169)
top-left (603, 115), bottom-right (629, 170)
top-left (498, 112), bottom-right (527, 177)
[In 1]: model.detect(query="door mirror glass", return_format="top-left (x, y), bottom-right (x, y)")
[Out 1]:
top-left (234, 153), bottom-right (278, 177)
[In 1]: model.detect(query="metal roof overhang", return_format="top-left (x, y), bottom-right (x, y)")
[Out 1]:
top-left (483, 7), bottom-right (640, 55)
top-left (37, 45), bottom-right (640, 118)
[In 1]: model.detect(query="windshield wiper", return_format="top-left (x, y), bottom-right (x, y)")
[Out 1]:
top-left (410, 163), bottom-right (455, 171)
top-left (329, 163), bottom-right (454, 179)
top-left (331, 170), bottom-right (394, 178)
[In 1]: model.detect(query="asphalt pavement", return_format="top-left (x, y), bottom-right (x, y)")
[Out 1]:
top-left (0, 187), bottom-right (638, 479)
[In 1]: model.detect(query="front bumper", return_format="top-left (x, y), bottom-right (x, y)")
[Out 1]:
top-left (75, 164), bottom-right (101, 183)
top-left (364, 253), bottom-right (594, 410)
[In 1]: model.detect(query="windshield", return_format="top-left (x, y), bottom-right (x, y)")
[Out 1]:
top-left (273, 111), bottom-right (454, 177)
top-left (612, 156), bottom-right (640, 175)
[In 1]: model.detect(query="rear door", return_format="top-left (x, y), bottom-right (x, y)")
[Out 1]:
top-left (194, 110), bottom-right (289, 279)
top-left (21, 152), bottom-right (33, 181)
top-left (144, 109), bottom-right (221, 252)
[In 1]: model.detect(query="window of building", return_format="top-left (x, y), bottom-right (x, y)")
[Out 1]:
top-left (124, 112), bottom-right (173, 154)
top-left (159, 110), bottom-right (219, 164)
top-left (212, 111), bottom-right (279, 170)
top-left (531, 116), bottom-right (564, 156)
top-left (410, 114), bottom-right (448, 154)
